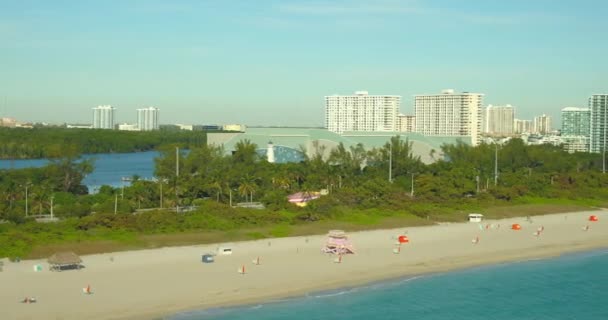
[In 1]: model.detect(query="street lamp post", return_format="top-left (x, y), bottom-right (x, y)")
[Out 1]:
top-left (25, 184), bottom-right (29, 217)
top-left (159, 179), bottom-right (163, 208)
top-left (50, 195), bottom-right (54, 220)
top-left (176, 147), bottom-right (180, 177)
top-left (389, 145), bottom-right (393, 183)
top-left (603, 104), bottom-right (606, 174)
top-left (176, 147), bottom-right (180, 213)
top-left (410, 173), bottom-right (415, 197)
top-left (494, 143), bottom-right (499, 186)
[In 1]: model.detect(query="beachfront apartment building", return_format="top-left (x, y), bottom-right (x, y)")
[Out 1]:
top-left (561, 107), bottom-right (590, 153)
top-left (414, 89), bottom-right (483, 146)
top-left (514, 119), bottom-right (533, 134)
top-left (533, 114), bottom-right (552, 135)
top-left (561, 135), bottom-right (589, 153)
top-left (325, 91), bottom-right (400, 134)
top-left (483, 104), bottom-right (514, 136)
top-left (397, 114), bottom-right (416, 132)
top-left (589, 94), bottom-right (608, 153)
top-left (137, 107), bottom-right (160, 131)
top-left (562, 107), bottom-right (590, 136)
top-left (92, 105), bottom-right (116, 129)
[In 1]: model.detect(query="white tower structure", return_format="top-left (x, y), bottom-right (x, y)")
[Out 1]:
top-left (137, 107), bottom-right (159, 131)
top-left (325, 91), bottom-right (400, 134)
top-left (483, 104), bottom-right (514, 135)
top-left (415, 89), bottom-right (483, 145)
top-left (267, 141), bottom-right (275, 163)
top-left (514, 119), bottom-right (533, 134)
top-left (589, 94), bottom-right (608, 154)
top-left (533, 114), bottom-right (552, 135)
top-left (92, 105), bottom-right (116, 129)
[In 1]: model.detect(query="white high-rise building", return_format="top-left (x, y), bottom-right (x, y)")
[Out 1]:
top-left (325, 91), bottom-right (400, 134)
top-left (414, 89), bottom-right (483, 145)
top-left (92, 105), bottom-right (116, 129)
top-left (397, 114), bottom-right (416, 132)
top-left (137, 107), bottom-right (159, 131)
top-left (589, 94), bottom-right (608, 153)
top-left (533, 114), bottom-right (552, 134)
top-left (514, 119), bottom-right (533, 134)
top-left (561, 107), bottom-right (590, 136)
top-left (483, 104), bottom-right (514, 136)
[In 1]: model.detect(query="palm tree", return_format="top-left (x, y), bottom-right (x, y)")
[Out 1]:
top-left (134, 190), bottom-right (147, 209)
top-left (273, 176), bottom-right (291, 190)
top-left (238, 174), bottom-right (258, 202)
top-left (30, 186), bottom-right (50, 215)
top-left (4, 188), bottom-right (19, 210)
top-left (233, 140), bottom-right (259, 164)
top-left (209, 180), bottom-right (224, 202)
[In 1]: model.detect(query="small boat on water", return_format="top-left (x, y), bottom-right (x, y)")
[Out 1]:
top-left (121, 177), bottom-right (133, 182)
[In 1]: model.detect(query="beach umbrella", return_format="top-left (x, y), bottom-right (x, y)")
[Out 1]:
top-left (398, 235), bottom-right (409, 244)
top-left (589, 215), bottom-right (599, 222)
top-left (511, 223), bottom-right (522, 230)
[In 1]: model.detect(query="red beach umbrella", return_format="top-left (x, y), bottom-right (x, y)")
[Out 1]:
top-left (511, 224), bottom-right (522, 230)
top-left (589, 215), bottom-right (599, 222)
top-left (398, 235), bottom-right (409, 244)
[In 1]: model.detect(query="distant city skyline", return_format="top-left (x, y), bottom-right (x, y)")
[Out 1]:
top-left (1, 1), bottom-right (607, 126)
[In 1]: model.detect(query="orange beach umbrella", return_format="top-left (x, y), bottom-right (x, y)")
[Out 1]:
top-left (589, 215), bottom-right (599, 222)
top-left (511, 223), bottom-right (522, 230)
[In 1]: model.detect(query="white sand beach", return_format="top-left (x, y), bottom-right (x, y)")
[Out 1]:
top-left (1, 210), bottom-right (607, 320)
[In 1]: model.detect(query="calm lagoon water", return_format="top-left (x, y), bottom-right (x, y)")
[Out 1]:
top-left (169, 249), bottom-right (608, 320)
top-left (0, 151), bottom-right (158, 192)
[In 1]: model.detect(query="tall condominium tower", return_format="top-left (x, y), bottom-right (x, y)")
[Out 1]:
top-left (415, 89), bottom-right (483, 145)
top-left (561, 107), bottom-right (590, 136)
top-left (533, 114), bottom-right (552, 135)
top-left (483, 104), bottom-right (514, 136)
top-left (397, 114), bottom-right (416, 132)
top-left (325, 91), bottom-right (400, 134)
top-left (589, 94), bottom-right (608, 153)
top-left (137, 107), bottom-right (159, 131)
top-left (92, 105), bottom-right (116, 129)
top-left (514, 119), bottom-right (533, 134)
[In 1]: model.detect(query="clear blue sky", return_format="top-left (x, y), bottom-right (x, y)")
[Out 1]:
top-left (1, 0), bottom-right (606, 126)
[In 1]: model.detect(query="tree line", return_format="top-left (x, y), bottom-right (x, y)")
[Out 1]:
top-left (1, 136), bottom-right (608, 258)
top-left (0, 127), bottom-right (207, 159)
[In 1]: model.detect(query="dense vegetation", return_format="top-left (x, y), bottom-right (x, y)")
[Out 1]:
top-left (0, 127), bottom-right (207, 159)
top-left (1, 137), bottom-right (608, 259)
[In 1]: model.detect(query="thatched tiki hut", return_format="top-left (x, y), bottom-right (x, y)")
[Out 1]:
top-left (48, 252), bottom-right (83, 271)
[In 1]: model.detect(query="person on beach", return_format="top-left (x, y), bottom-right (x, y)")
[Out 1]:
top-left (21, 297), bottom-right (36, 303)
top-left (83, 285), bottom-right (92, 294)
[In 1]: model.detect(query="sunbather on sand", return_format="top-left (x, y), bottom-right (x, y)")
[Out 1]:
top-left (21, 297), bottom-right (36, 303)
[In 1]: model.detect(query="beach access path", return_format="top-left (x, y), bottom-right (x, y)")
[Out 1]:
top-left (1, 210), bottom-right (607, 320)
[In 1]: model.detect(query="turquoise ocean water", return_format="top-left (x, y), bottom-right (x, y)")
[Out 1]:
top-left (169, 249), bottom-right (608, 320)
